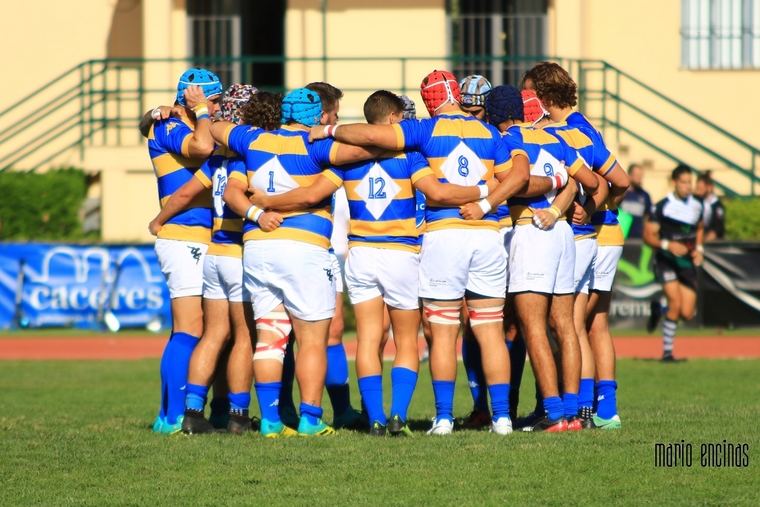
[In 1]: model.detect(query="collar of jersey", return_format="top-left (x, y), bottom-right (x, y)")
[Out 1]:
top-left (281, 124), bottom-right (310, 133)
top-left (437, 111), bottom-right (471, 119)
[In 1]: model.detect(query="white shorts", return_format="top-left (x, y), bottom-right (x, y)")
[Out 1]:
top-left (508, 221), bottom-right (575, 295)
top-left (345, 246), bottom-right (420, 310)
top-left (203, 254), bottom-right (245, 302)
top-left (573, 238), bottom-right (598, 295)
top-left (500, 226), bottom-right (515, 287)
top-left (419, 228), bottom-right (507, 300)
top-left (330, 251), bottom-right (345, 294)
top-left (244, 240), bottom-right (336, 321)
top-left (154, 238), bottom-right (208, 299)
top-left (589, 245), bottom-right (623, 292)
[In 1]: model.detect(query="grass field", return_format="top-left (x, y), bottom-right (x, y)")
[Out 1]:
top-left (1, 359), bottom-right (758, 505)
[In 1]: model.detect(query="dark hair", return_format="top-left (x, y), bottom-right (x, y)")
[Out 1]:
top-left (523, 62), bottom-right (577, 109)
top-left (363, 90), bottom-right (404, 124)
top-left (672, 163), bottom-right (693, 181)
top-left (697, 170), bottom-right (713, 184)
top-left (627, 163), bottom-right (642, 174)
top-left (306, 82), bottom-right (343, 112)
top-left (240, 91), bottom-right (282, 131)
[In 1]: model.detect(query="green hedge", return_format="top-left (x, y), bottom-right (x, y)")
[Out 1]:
top-left (724, 198), bottom-right (760, 241)
top-left (0, 168), bottom-right (90, 241)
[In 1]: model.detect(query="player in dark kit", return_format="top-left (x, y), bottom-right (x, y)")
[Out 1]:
top-left (644, 164), bottom-right (704, 361)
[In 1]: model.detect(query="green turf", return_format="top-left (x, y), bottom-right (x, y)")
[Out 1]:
top-left (1, 359), bottom-right (758, 505)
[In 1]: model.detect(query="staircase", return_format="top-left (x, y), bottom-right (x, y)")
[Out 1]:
top-left (1, 56), bottom-right (758, 197)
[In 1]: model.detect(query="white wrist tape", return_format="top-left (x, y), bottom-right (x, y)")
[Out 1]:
top-left (478, 198), bottom-right (491, 215)
top-left (151, 107), bottom-right (162, 121)
top-left (661, 239), bottom-right (670, 251)
top-left (246, 206), bottom-right (264, 223)
top-left (477, 184), bottom-right (489, 199)
top-left (696, 244), bottom-right (704, 253)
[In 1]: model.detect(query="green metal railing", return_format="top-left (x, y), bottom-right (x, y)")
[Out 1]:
top-left (1, 55), bottom-right (758, 195)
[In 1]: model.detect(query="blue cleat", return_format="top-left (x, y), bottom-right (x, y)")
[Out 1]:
top-left (260, 418), bottom-right (297, 438)
top-left (151, 415), bottom-right (164, 433)
top-left (297, 417), bottom-right (336, 436)
top-left (158, 415), bottom-right (184, 435)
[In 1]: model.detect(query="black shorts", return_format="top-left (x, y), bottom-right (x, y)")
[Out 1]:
top-left (654, 252), bottom-right (697, 291)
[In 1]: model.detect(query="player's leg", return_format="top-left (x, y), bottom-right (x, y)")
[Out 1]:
top-left (587, 292), bottom-right (620, 429)
top-left (505, 295), bottom-right (527, 420)
top-left (225, 300), bottom-right (255, 434)
top-left (549, 293), bottom-right (582, 430)
top-left (182, 296), bottom-right (230, 434)
top-left (327, 283), bottom-right (362, 429)
top-left (291, 316), bottom-right (333, 435)
top-left (354, 295), bottom-right (387, 433)
top-left (661, 280), bottom-right (683, 361)
top-left (208, 346), bottom-right (231, 429)
top-left (573, 238), bottom-right (597, 426)
top-left (461, 307), bottom-right (491, 429)
top-left (153, 238), bottom-right (207, 432)
top-left (277, 332), bottom-right (299, 428)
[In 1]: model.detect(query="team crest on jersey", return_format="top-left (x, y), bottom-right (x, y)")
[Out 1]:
top-left (165, 122), bottom-right (178, 135)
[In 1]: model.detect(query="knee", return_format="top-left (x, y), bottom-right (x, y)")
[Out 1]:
top-left (328, 320), bottom-right (344, 345)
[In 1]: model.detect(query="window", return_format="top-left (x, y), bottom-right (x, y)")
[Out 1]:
top-left (681, 0), bottom-right (760, 69)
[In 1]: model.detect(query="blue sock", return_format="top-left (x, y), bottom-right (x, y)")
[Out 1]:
top-left (432, 380), bottom-right (455, 421)
top-left (543, 396), bottom-right (564, 421)
top-left (390, 367), bottom-right (418, 422)
top-left (562, 392), bottom-right (579, 419)
top-left (579, 378), bottom-right (595, 409)
top-left (255, 382), bottom-right (282, 422)
top-left (488, 383), bottom-right (511, 421)
top-left (278, 335), bottom-right (296, 418)
top-left (462, 337), bottom-right (488, 412)
top-left (228, 391), bottom-right (251, 416)
top-left (596, 380), bottom-right (618, 419)
top-left (300, 402), bottom-right (323, 426)
top-left (506, 340), bottom-right (513, 351)
top-left (161, 332), bottom-right (199, 425)
top-left (358, 375), bottom-right (386, 426)
top-left (185, 383), bottom-right (208, 413)
top-left (326, 343), bottom-right (352, 416)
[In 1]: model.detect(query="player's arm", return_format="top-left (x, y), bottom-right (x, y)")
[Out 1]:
top-left (310, 123), bottom-right (401, 150)
top-left (181, 86), bottom-right (215, 158)
top-left (602, 163), bottom-right (630, 206)
top-left (223, 174), bottom-right (283, 232)
top-left (692, 219), bottom-right (705, 266)
top-left (210, 121), bottom-right (235, 148)
top-left (329, 142), bottom-right (384, 166)
top-left (413, 174), bottom-right (485, 205)
top-left (571, 173), bottom-right (609, 225)
top-left (139, 106), bottom-right (180, 138)
top-left (487, 153), bottom-right (531, 208)
top-left (148, 177), bottom-right (207, 236)
top-left (252, 174), bottom-right (340, 211)
top-left (531, 178), bottom-right (578, 230)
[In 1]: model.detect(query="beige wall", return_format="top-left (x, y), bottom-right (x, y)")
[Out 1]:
top-left (549, 0), bottom-right (759, 198)
top-left (285, 0), bottom-right (448, 120)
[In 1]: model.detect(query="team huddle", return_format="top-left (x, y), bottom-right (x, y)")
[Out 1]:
top-left (143, 61), bottom-right (640, 437)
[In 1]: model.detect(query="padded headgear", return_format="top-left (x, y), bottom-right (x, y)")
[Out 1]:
top-left (459, 74), bottom-right (492, 107)
top-left (219, 84), bottom-right (259, 123)
top-left (400, 95), bottom-right (417, 120)
top-left (281, 87), bottom-right (323, 126)
top-left (521, 89), bottom-right (549, 124)
top-left (420, 70), bottom-right (461, 116)
top-left (485, 85), bottom-right (524, 127)
top-left (176, 67), bottom-right (223, 106)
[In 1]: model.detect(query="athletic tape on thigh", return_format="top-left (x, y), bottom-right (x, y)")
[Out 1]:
top-left (253, 335), bottom-right (289, 363)
top-left (468, 306), bottom-right (504, 327)
top-left (424, 303), bottom-right (462, 326)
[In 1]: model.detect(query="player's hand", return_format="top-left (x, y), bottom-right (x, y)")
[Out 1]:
top-left (183, 85), bottom-right (207, 109)
top-left (459, 202), bottom-right (485, 220)
top-left (148, 219), bottom-right (162, 236)
top-left (169, 105), bottom-right (185, 118)
top-left (668, 241), bottom-right (689, 256)
top-left (308, 125), bottom-right (330, 143)
top-left (691, 250), bottom-right (704, 267)
top-left (485, 177), bottom-right (500, 194)
top-left (258, 211), bottom-right (283, 232)
top-left (571, 202), bottom-right (589, 225)
top-left (531, 208), bottom-right (558, 230)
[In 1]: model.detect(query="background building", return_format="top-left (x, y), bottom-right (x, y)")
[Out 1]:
top-left (1, 0), bottom-right (758, 241)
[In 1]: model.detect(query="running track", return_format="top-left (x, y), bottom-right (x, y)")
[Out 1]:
top-left (1, 335), bottom-right (759, 360)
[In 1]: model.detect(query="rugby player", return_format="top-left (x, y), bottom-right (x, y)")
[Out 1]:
top-left (524, 62), bottom-right (630, 429)
top-left (251, 90), bottom-right (497, 436)
top-left (146, 68), bottom-right (221, 434)
top-left (310, 70), bottom-right (531, 435)
top-left (644, 164), bottom-right (704, 362)
top-left (147, 86), bottom-right (282, 434)
top-left (214, 88), bottom-right (380, 436)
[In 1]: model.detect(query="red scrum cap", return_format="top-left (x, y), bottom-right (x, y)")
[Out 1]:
top-left (420, 70), bottom-right (461, 116)
top-left (521, 89), bottom-right (549, 123)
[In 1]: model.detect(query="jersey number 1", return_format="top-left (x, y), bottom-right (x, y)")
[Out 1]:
top-left (267, 171), bottom-right (275, 193)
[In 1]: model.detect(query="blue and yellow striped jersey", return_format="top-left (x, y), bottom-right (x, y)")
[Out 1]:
top-left (415, 190), bottom-right (426, 235)
top-left (193, 146), bottom-right (245, 258)
top-left (564, 112), bottom-right (623, 246)
top-left (323, 152), bottom-right (432, 252)
top-left (390, 112), bottom-right (511, 232)
top-left (503, 124), bottom-right (585, 224)
top-left (543, 122), bottom-right (597, 239)
top-left (148, 116), bottom-right (212, 243)
top-left (225, 123), bottom-right (338, 249)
